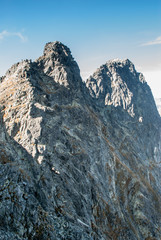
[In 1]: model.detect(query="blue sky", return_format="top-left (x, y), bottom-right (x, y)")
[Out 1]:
top-left (0, 0), bottom-right (161, 97)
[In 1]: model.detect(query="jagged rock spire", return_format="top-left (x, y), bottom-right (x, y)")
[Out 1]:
top-left (36, 41), bottom-right (82, 88)
top-left (43, 41), bottom-right (75, 65)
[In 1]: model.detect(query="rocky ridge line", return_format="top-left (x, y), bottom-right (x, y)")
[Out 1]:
top-left (0, 41), bottom-right (161, 240)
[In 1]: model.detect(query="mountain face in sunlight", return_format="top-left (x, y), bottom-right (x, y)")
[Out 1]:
top-left (0, 42), bottom-right (161, 240)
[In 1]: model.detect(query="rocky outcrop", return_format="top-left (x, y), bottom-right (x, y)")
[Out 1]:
top-left (36, 41), bottom-right (82, 89)
top-left (0, 42), bottom-right (161, 240)
top-left (86, 59), bottom-right (159, 122)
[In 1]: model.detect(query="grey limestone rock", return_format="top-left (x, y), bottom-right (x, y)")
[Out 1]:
top-left (0, 42), bottom-right (161, 239)
top-left (36, 41), bottom-right (82, 90)
top-left (86, 59), bottom-right (159, 123)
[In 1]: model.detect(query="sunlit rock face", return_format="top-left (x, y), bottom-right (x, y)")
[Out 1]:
top-left (86, 59), bottom-right (159, 122)
top-left (0, 42), bottom-right (161, 240)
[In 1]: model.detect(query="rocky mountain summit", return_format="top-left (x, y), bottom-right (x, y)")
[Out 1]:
top-left (0, 41), bottom-right (161, 240)
top-left (86, 59), bottom-right (159, 122)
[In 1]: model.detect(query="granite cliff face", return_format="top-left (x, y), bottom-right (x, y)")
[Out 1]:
top-left (0, 42), bottom-right (161, 240)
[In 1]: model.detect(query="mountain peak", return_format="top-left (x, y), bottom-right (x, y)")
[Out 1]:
top-left (104, 58), bottom-right (138, 76)
top-left (105, 58), bottom-right (131, 65)
top-left (36, 41), bottom-right (81, 88)
top-left (86, 58), bottom-right (158, 122)
top-left (43, 41), bottom-right (73, 64)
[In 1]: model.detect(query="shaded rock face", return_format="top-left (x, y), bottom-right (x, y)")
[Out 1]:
top-left (0, 42), bottom-right (161, 240)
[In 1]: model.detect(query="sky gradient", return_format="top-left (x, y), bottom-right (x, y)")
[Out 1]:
top-left (0, 0), bottom-right (161, 97)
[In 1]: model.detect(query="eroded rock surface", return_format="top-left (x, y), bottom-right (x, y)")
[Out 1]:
top-left (86, 59), bottom-right (159, 122)
top-left (0, 42), bottom-right (161, 240)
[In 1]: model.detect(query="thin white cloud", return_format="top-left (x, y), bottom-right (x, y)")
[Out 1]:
top-left (141, 36), bottom-right (161, 46)
top-left (0, 30), bottom-right (27, 42)
top-left (0, 30), bottom-right (9, 39)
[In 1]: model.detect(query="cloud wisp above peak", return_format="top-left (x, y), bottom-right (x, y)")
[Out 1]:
top-left (0, 30), bottom-right (27, 42)
top-left (141, 36), bottom-right (161, 46)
